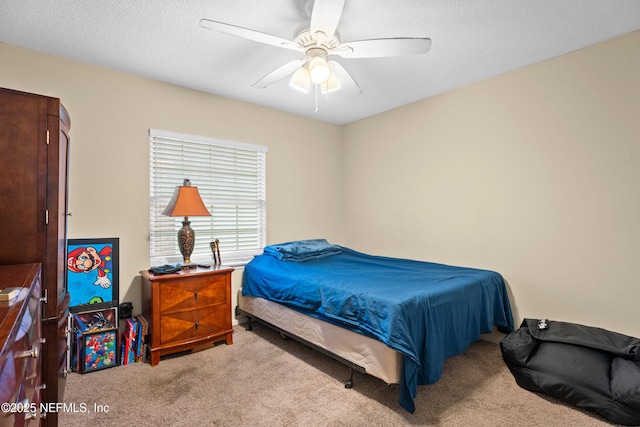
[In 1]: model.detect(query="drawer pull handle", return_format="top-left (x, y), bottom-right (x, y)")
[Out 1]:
top-left (194, 291), bottom-right (198, 300)
top-left (17, 399), bottom-right (37, 420)
top-left (19, 398), bottom-right (37, 420)
top-left (15, 345), bottom-right (39, 359)
top-left (195, 321), bottom-right (199, 330)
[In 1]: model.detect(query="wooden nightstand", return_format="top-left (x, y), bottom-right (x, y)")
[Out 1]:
top-left (140, 265), bottom-right (234, 366)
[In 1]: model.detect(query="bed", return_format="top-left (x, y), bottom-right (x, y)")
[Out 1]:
top-left (239, 239), bottom-right (514, 413)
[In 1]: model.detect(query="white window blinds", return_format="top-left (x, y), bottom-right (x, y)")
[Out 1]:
top-left (149, 129), bottom-right (267, 266)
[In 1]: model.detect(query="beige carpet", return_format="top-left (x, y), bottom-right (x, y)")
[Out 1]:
top-left (60, 322), bottom-right (616, 426)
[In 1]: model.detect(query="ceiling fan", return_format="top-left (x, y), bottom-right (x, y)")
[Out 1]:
top-left (199, 0), bottom-right (431, 96)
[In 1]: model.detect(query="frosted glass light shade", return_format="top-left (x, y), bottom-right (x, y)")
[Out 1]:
top-left (309, 57), bottom-right (331, 84)
top-left (290, 67), bottom-right (311, 93)
top-left (321, 71), bottom-right (341, 94)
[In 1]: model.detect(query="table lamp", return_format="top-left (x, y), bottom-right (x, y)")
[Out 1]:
top-left (162, 178), bottom-right (211, 268)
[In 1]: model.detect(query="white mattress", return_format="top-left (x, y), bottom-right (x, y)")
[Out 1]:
top-left (238, 289), bottom-right (402, 384)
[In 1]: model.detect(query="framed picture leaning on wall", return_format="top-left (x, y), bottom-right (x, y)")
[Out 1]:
top-left (67, 237), bottom-right (119, 313)
top-left (79, 328), bottom-right (119, 373)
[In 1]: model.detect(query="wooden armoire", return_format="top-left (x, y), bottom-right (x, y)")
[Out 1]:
top-left (0, 87), bottom-right (71, 426)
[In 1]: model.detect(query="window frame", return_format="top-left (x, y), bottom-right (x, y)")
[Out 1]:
top-left (149, 129), bottom-right (267, 267)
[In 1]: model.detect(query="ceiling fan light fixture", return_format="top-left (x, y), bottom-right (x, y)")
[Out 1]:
top-left (201, 0), bottom-right (433, 101)
top-left (309, 56), bottom-right (331, 84)
top-left (289, 66), bottom-right (311, 93)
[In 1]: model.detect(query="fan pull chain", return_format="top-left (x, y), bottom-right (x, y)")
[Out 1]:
top-left (315, 84), bottom-right (319, 113)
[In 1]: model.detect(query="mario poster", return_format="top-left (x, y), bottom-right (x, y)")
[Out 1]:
top-left (67, 238), bottom-right (119, 311)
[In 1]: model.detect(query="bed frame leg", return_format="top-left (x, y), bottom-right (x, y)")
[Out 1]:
top-left (245, 316), bottom-right (253, 331)
top-left (345, 366), bottom-right (354, 389)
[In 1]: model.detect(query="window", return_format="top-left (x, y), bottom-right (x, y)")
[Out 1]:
top-left (149, 129), bottom-right (267, 266)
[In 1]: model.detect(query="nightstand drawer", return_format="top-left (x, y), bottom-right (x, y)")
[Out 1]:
top-left (159, 303), bottom-right (230, 345)
top-left (158, 275), bottom-right (227, 313)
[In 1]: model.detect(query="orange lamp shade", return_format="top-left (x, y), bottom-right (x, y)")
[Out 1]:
top-left (162, 179), bottom-right (211, 217)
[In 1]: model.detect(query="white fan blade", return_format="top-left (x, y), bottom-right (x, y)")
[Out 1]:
top-left (310, 0), bottom-right (345, 41)
top-left (200, 19), bottom-right (301, 52)
top-left (252, 59), bottom-right (307, 89)
top-left (332, 38), bottom-right (431, 58)
top-left (329, 61), bottom-right (361, 96)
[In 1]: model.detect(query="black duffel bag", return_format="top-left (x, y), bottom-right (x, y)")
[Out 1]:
top-left (501, 318), bottom-right (640, 425)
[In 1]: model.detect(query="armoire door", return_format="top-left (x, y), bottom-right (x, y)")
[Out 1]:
top-left (0, 89), bottom-right (48, 269)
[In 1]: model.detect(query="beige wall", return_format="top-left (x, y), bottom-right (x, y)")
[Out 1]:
top-left (0, 42), bottom-right (344, 316)
top-left (343, 30), bottom-right (640, 338)
top-left (2, 30), bottom-right (639, 338)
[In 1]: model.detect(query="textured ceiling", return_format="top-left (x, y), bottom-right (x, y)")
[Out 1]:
top-left (1, 0), bottom-right (639, 124)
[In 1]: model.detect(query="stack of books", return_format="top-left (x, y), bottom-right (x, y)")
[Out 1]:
top-left (121, 314), bottom-right (149, 365)
top-left (0, 287), bottom-right (20, 301)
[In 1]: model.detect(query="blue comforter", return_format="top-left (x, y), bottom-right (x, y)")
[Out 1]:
top-left (242, 242), bottom-right (514, 413)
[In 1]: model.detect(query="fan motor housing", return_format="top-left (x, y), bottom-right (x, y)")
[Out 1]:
top-left (294, 24), bottom-right (340, 50)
